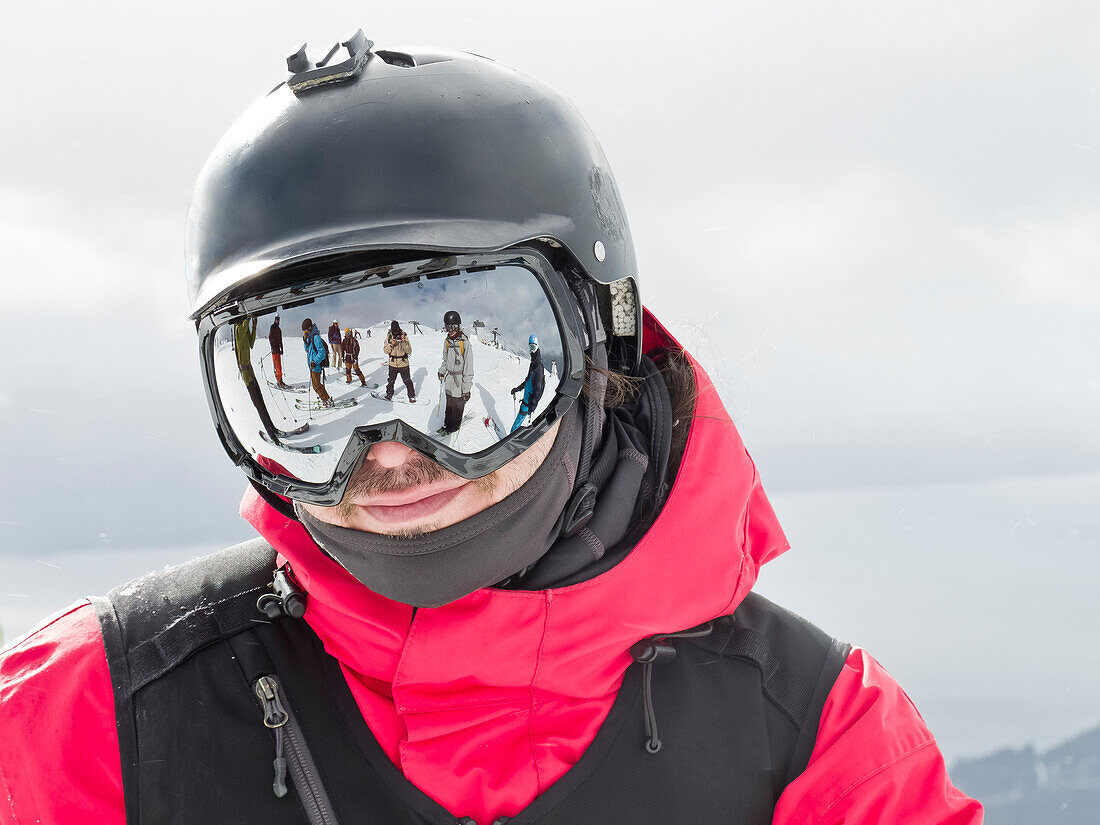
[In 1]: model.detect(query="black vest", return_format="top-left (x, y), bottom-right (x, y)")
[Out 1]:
top-left (93, 539), bottom-right (850, 825)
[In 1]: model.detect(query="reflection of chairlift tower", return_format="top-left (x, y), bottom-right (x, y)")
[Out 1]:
top-left (410, 320), bottom-right (423, 334)
top-left (491, 327), bottom-right (501, 348)
top-left (550, 359), bottom-right (558, 379)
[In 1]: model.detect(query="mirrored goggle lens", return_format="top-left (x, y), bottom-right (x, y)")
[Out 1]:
top-left (209, 261), bottom-right (569, 484)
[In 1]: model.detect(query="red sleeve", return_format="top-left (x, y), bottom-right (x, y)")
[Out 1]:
top-left (773, 647), bottom-right (983, 824)
top-left (0, 601), bottom-right (125, 825)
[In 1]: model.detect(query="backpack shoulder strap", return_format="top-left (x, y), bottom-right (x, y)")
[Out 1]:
top-left (689, 592), bottom-right (851, 787)
top-left (90, 538), bottom-right (278, 824)
top-left (92, 537), bottom-right (278, 694)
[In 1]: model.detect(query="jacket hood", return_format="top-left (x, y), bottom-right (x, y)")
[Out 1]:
top-left (240, 307), bottom-right (789, 821)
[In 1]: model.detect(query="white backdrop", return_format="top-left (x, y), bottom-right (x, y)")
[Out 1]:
top-left (1, 1), bottom-right (1098, 763)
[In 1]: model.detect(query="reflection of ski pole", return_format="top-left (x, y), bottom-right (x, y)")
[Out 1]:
top-left (259, 354), bottom-right (297, 424)
top-left (259, 357), bottom-right (281, 417)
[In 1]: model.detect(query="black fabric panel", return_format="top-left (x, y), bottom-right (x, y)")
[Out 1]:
top-left (716, 624), bottom-right (814, 725)
top-left (90, 595), bottom-right (142, 825)
top-left (103, 538), bottom-right (277, 689)
top-left (133, 628), bottom-right (312, 824)
top-left (94, 539), bottom-right (279, 824)
top-left (695, 592), bottom-right (851, 789)
top-left (519, 645), bottom-right (780, 824)
top-left (260, 619), bottom-right (445, 824)
top-left (786, 637), bottom-right (852, 787)
top-left (128, 579), bottom-right (273, 690)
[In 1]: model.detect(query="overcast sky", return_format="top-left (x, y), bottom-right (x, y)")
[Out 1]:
top-left (1, 1), bottom-right (1098, 761)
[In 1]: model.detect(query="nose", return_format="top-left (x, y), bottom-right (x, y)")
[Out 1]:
top-left (366, 440), bottom-right (419, 468)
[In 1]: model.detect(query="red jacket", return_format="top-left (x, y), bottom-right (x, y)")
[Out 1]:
top-left (0, 310), bottom-right (982, 824)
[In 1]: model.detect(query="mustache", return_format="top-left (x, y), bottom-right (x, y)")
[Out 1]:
top-left (335, 453), bottom-right (498, 521)
top-left (344, 455), bottom-right (453, 500)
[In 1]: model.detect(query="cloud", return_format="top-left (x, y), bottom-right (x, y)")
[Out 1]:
top-left (0, 188), bottom-right (189, 325)
top-left (634, 165), bottom-right (1100, 486)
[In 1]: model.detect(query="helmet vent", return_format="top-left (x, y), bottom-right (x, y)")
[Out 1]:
top-left (610, 279), bottom-right (637, 336)
top-left (376, 50), bottom-right (417, 68)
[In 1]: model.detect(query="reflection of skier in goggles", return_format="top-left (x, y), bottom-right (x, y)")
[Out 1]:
top-left (301, 318), bottom-right (333, 407)
top-left (438, 310), bottom-right (474, 433)
top-left (233, 316), bottom-right (284, 442)
top-left (383, 321), bottom-right (415, 401)
top-left (342, 327), bottom-right (367, 387)
top-left (511, 334), bottom-right (545, 432)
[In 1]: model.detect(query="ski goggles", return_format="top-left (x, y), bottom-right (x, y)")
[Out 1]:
top-left (196, 249), bottom-right (588, 505)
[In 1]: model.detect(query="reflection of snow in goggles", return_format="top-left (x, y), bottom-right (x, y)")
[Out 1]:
top-left (197, 249), bottom-right (588, 506)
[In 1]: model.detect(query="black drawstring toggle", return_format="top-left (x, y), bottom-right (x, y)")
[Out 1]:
top-left (629, 639), bottom-right (677, 665)
top-left (629, 623), bottom-right (715, 755)
top-left (257, 567), bottom-right (308, 619)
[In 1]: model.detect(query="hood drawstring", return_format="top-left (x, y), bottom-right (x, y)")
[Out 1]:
top-left (629, 623), bottom-right (714, 754)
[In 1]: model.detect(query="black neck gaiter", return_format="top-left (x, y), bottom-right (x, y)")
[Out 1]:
top-left (505, 352), bottom-right (673, 589)
top-left (295, 403), bottom-right (584, 607)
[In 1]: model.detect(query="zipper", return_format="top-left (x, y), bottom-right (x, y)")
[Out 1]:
top-left (252, 674), bottom-right (340, 824)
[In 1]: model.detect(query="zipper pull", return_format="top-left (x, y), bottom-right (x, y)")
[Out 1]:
top-left (254, 676), bottom-right (290, 797)
top-left (273, 727), bottom-right (289, 798)
top-left (255, 675), bottom-right (289, 728)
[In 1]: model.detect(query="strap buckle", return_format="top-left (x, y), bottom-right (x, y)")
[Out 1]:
top-left (561, 482), bottom-right (597, 538)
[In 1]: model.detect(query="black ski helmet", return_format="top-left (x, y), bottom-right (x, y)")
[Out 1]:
top-left (443, 310), bottom-right (461, 328)
top-left (184, 31), bottom-right (640, 359)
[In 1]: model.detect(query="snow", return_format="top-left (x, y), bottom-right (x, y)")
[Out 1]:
top-left (215, 323), bottom-right (556, 482)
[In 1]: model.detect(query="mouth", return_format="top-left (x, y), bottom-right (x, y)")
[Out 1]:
top-left (355, 481), bottom-right (469, 525)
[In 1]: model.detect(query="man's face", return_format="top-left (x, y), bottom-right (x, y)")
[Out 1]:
top-left (300, 419), bottom-right (561, 536)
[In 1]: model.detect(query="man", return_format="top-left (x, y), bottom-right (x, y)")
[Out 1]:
top-left (268, 314), bottom-right (289, 389)
top-left (0, 32), bottom-right (980, 825)
top-left (233, 315), bottom-right (285, 443)
top-left (510, 333), bottom-right (546, 432)
top-left (328, 319), bottom-right (343, 367)
top-left (383, 320), bottom-right (416, 402)
top-left (342, 327), bottom-right (368, 387)
top-left (437, 309), bottom-right (474, 433)
top-left (302, 317), bottom-right (333, 408)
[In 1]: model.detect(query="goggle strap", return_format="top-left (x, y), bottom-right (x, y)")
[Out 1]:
top-left (250, 478), bottom-right (298, 521)
top-left (567, 274), bottom-right (608, 492)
